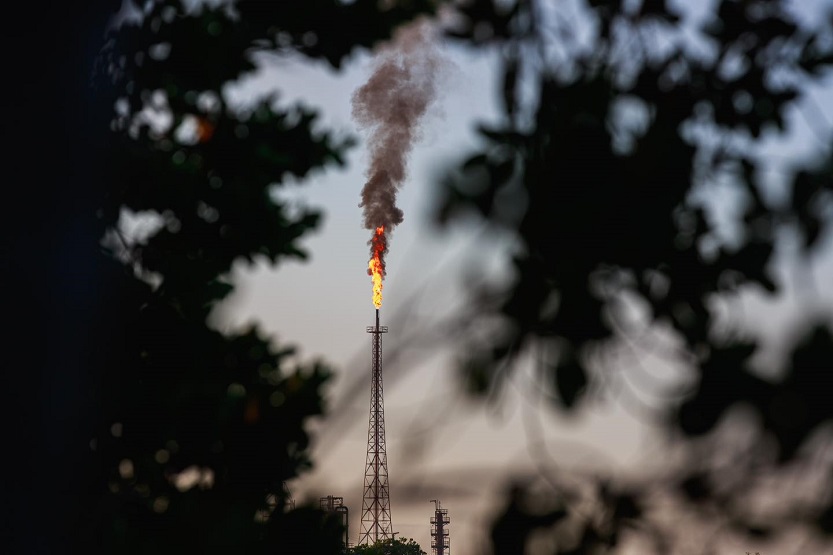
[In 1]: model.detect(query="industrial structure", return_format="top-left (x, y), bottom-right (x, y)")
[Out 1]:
top-left (320, 495), bottom-right (350, 551)
top-left (260, 482), bottom-right (296, 524)
top-left (430, 500), bottom-right (450, 555)
top-left (358, 309), bottom-right (394, 545)
top-left (283, 481), bottom-right (295, 511)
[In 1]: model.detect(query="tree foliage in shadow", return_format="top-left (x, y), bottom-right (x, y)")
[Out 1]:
top-left (439, 0), bottom-right (833, 552)
top-left (10, 0), bottom-right (434, 553)
top-left (348, 536), bottom-right (426, 555)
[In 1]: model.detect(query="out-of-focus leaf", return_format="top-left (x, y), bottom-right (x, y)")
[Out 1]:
top-left (553, 356), bottom-right (588, 410)
top-left (502, 58), bottom-right (518, 117)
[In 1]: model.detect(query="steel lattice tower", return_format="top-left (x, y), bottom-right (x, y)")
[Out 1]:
top-left (358, 309), bottom-right (393, 545)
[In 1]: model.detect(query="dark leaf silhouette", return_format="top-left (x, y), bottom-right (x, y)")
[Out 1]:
top-left (439, 0), bottom-right (833, 552)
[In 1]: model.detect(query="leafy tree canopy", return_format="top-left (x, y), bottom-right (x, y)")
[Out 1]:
top-left (349, 537), bottom-right (426, 555)
top-left (19, 0), bottom-right (434, 553)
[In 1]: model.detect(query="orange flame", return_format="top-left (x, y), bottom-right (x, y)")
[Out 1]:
top-left (368, 226), bottom-right (385, 308)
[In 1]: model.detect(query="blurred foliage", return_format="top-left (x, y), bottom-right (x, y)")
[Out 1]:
top-left (348, 536), bottom-right (426, 555)
top-left (10, 0), bottom-right (833, 553)
top-left (6, 0), bottom-right (434, 553)
top-left (439, 0), bottom-right (833, 552)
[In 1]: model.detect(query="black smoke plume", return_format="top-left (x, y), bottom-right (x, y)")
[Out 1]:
top-left (353, 20), bottom-right (443, 278)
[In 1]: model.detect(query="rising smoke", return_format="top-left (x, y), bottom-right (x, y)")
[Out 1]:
top-left (353, 20), bottom-right (444, 297)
